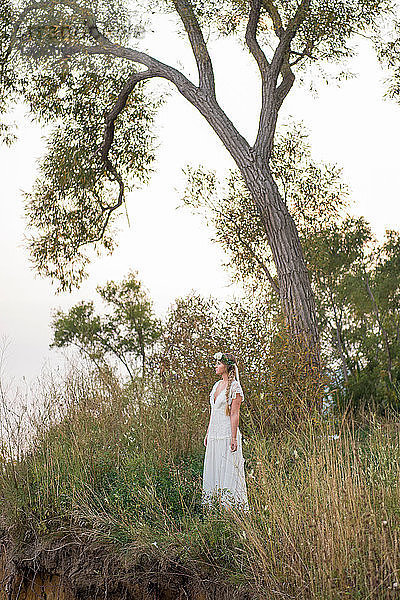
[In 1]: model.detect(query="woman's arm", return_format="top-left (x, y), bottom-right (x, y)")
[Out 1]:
top-left (204, 408), bottom-right (211, 445)
top-left (230, 393), bottom-right (242, 443)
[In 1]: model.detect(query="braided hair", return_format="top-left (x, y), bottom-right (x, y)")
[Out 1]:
top-left (214, 352), bottom-right (238, 416)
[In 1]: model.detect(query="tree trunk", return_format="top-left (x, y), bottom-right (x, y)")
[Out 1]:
top-left (327, 287), bottom-right (349, 384)
top-left (187, 96), bottom-right (322, 373)
top-left (240, 158), bottom-right (322, 370)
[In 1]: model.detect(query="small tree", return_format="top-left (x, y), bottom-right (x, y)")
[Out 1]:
top-left (149, 292), bottom-right (224, 396)
top-left (51, 270), bottom-right (162, 380)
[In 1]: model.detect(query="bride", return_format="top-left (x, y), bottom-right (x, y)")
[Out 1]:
top-left (201, 351), bottom-right (249, 512)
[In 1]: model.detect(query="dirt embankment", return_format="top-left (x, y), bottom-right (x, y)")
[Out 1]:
top-left (0, 546), bottom-right (75, 600)
top-left (0, 537), bottom-right (219, 600)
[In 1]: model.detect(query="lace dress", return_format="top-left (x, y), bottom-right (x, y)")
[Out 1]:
top-left (201, 379), bottom-right (249, 512)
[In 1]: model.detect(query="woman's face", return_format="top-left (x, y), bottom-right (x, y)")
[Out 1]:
top-left (215, 360), bottom-right (227, 376)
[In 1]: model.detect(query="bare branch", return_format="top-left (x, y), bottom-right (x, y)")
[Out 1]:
top-left (261, 0), bottom-right (284, 39)
top-left (245, 0), bottom-right (270, 77)
top-left (213, 204), bottom-right (280, 295)
top-left (270, 0), bottom-right (310, 82)
top-left (172, 0), bottom-right (215, 96)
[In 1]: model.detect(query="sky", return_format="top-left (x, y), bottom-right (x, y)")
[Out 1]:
top-left (1, 15), bottom-right (400, 391)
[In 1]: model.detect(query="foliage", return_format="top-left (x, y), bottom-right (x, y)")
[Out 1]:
top-left (180, 119), bottom-right (351, 295)
top-left (1, 358), bottom-right (400, 598)
top-left (145, 287), bottom-right (327, 431)
top-left (147, 292), bottom-right (225, 401)
top-left (0, 0), bottom-right (396, 293)
top-left (180, 120), bottom-right (400, 415)
top-left (1, 0), bottom-right (161, 292)
top-left (50, 269), bottom-right (162, 379)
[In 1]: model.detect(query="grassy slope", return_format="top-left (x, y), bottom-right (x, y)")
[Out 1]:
top-left (1, 363), bottom-right (400, 599)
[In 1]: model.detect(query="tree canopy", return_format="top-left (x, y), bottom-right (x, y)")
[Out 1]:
top-left (1, 0), bottom-right (396, 292)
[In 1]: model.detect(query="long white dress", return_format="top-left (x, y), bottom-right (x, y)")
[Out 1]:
top-left (201, 379), bottom-right (249, 512)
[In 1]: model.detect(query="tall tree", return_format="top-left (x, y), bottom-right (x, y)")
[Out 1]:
top-left (180, 120), bottom-right (349, 299)
top-left (0, 0), bottom-right (394, 369)
top-left (179, 122), bottom-right (400, 410)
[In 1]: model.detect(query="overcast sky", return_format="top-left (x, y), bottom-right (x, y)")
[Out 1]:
top-left (1, 20), bottom-right (400, 391)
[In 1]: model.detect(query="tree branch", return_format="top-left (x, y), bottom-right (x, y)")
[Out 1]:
top-left (270, 0), bottom-right (310, 83)
top-left (252, 0), bottom-right (309, 155)
top-left (246, 0), bottom-right (277, 158)
top-left (76, 17), bottom-right (247, 156)
top-left (82, 69), bottom-right (157, 244)
top-left (245, 0), bottom-right (270, 77)
top-left (172, 0), bottom-right (215, 97)
top-left (211, 203), bottom-right (280, 295)
top-left (98, 69), bottom-right (156, 168)
top-left (61, 35), bottom-right (252, 167)
top-left (82, 19), bottom-right (201, 100)
top-left (261, 0), bottom-right (284, 39)
top-left (10, 0), bottom-right (252, 172)
top-left (289, 40), bottom-right (317, 67)
top-left (275, 54), bottom-right (295, 109)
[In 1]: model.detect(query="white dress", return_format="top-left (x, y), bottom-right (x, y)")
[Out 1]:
top-left (202, 379), bottom-right (249, 512)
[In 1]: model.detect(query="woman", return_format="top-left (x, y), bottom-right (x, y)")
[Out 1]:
top-left (201, 351), bottom-right (249, 512)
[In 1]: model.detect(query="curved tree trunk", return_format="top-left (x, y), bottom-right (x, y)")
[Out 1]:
top-left (186, 96), bottom-right (322, 374)
top-left (237, 157), bottom-right (322, 372)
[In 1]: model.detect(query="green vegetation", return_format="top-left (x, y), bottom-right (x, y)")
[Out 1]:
top-left (50, 270), bottom-right (162, 380)
top-left (181, 122), bottom-right (400, 416)
top-left (2, 0), bottom-right (400, 595)
top-left (1, 329), bottom-right (399, 598)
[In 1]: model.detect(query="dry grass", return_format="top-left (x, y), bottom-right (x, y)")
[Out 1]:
top-left (0, 356), bottom-right (399, 599)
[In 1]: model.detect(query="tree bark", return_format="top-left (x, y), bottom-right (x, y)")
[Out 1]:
top-left (235, 155), bottom-right (322, 370)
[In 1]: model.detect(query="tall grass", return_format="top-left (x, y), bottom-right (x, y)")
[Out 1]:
top-left (0, 356), bottom-right (399, 598)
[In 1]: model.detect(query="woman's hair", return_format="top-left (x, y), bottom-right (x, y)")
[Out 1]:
top-left (222, 352), bottom-right (237, 416)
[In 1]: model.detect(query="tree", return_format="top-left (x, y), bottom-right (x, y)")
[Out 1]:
top-left (149, 292), bottom-right (224, 395)
top-left (0, 0), bottom-right (394, 370)
top-left (179, 121), bottom-right (400, 412)
top-left (344, 231), bottom-right (400, 399)
top-left (303, 215), bottom-right (373, 385)
top-left (50, 270), bottom-right (162, 379)
top-left (180, 120), bottom-right (349, 298)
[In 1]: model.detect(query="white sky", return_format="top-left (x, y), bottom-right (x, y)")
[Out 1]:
top-left (1, 20), bottom-right (400, 390)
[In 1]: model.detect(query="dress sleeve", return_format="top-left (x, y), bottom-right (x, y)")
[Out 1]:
top-left (229, 379), bottom-right (244, 404)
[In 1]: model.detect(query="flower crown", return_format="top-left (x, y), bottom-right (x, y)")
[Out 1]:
top-left (214, 351), bottom-right (236, 367)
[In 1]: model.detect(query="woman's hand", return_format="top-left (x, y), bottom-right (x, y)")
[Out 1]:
top-left (230, 437), bottom-right (237, 452)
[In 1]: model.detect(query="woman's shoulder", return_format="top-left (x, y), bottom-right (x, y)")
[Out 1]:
top-left (229, 379), bottom-right (244, 401)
